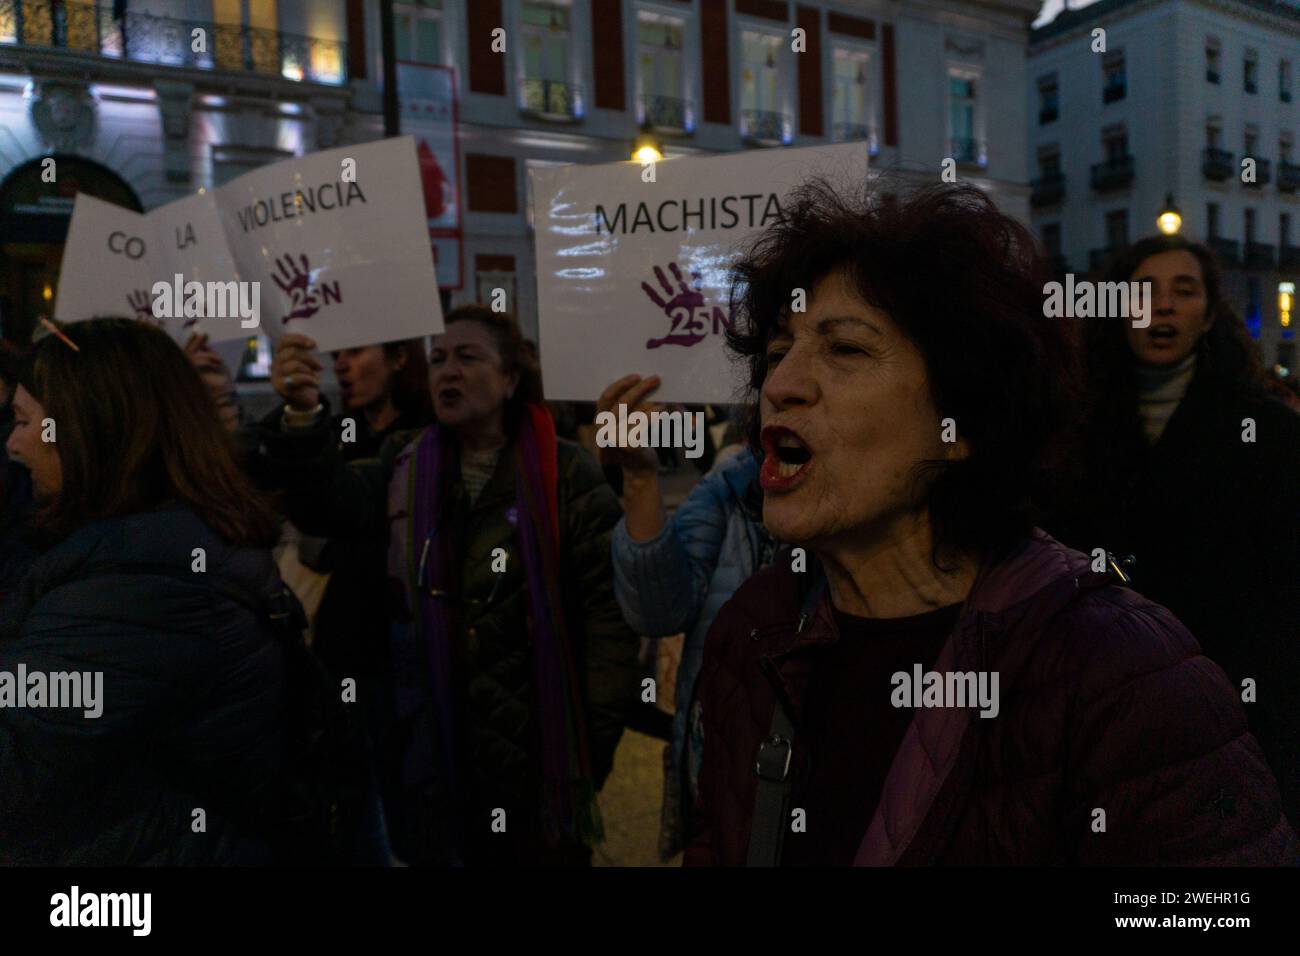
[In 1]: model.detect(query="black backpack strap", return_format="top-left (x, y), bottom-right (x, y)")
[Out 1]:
top-left (747, 697), bottom-right (796, 866)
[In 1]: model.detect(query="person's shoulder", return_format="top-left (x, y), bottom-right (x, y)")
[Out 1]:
top-left (711, 557), bottom-right (803, 635)
top-left (1045, 580), bottom-right (1211, 697)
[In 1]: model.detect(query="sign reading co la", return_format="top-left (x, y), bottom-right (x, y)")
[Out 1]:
top-left (530, 142), bottom-right (868, 404)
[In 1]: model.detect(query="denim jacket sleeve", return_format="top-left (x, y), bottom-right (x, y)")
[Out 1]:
top-left (610, 454), bottom-right (746, 638)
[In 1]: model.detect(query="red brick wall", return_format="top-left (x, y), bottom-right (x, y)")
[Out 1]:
top-left (466, 155), bottom-right (517, 213)
top-left (591, 0), bottom-right (626, 111)
top-left (700, 0), bottom-right (730, 125)
top-left (467, 0), bottom-right (505, 96)
top-left (796, 6), bottom-right (822, 137)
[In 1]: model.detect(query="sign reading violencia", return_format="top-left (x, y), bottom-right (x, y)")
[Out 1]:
top-left (530, 142), bottom-right (869, 403)
top-left (215, 136), bottom-right (444, 351)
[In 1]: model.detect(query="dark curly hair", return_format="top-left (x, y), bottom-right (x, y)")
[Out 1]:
top-left (1091, 234), bottom-right (1267, 403)
top-left (726, 177), bottom-right (1083, 564)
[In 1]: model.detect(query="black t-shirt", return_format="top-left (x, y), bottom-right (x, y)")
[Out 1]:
top-left (783, 602), bottom-right (962, 866)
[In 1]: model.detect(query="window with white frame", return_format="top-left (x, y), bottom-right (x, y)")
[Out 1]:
top-left (394, 0), bottom-right (443, 64)
top-left (740, 30), bottom-right (784, 141)
top-left (1038, 73), bottom-right (1058, 124)
top-left (831, 46), bottom-right (873, 149)
top-left (637, 12), bottom-right (686, 130)
top-left (1206, 37), bottom-right (1221, 83)
top-left (521, 1), bottom-right (576, 116)
top-left (948, 72), bottom-right (980, 164)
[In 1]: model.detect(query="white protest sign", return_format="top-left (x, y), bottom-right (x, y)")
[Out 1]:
top-left (531, 142), bottom-right (869, 403)
top-left (54, 194), bottom-right (161, 328)
top-left (146, 191), bottom-right (247, 343)
top-left (56, 192), bottom-right (247, 343)
top-left (216, 135), bottom-right (444, 351)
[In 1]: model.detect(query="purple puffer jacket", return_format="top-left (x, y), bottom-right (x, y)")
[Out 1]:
top-left (686, 530), bottom-right (1298, 865)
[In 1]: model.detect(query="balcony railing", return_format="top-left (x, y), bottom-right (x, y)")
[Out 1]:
top-left (520, 78), bottom-right (581, 120)
top-left (1090, 154), bottom-right (1134, 191)
top-left (1279, 161), bottom-right (1300, 193)
top-left (1202, 147), bottom-right (1234, 181)
top-left (639, 93), bottom-right (691, 133)
top-left (1243, 157), bottom-right (1271, 187)
top-left (0, 0), bottom-right (346, 84)
top-left (1207, 236), bottom-right (1240, 265)
top-left (832, 122), bottom-right (878, 154)
top-left (1030, 171), bottom-right (1065, 207)
top-left (741, 109), bottom-right (787, 145)
top-left (1245, 241), bottom-right (1276, 269)
top-left (1281, 245), bottom-right (1300, 269)
top-left (949, 136), bottom-right (985, 166)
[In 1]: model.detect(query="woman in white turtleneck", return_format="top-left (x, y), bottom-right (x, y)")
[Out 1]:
top-left (1122, 246), bottom-right (1215, 445)
top-left (1050, 234), bottom-right (1300, 830)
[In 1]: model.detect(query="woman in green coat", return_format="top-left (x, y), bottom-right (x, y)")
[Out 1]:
top-left (254, 305), bottom-right (640, 866)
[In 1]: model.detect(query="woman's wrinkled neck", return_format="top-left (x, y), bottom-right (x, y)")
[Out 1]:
top-left (816, 511), bottom-right (979, 619)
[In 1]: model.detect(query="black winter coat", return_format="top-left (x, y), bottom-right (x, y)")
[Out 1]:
top-left (251, 413), bottom-right (641, 864)
top-left (1048, 368), bottom-right (1300, 827)
top-left (0, 507), bottom-right (286, 865)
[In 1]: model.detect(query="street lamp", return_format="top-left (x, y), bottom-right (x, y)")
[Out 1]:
top-left (1281, 282), bottom-right (1294, 329)
top-left (1156, 193), bottom-right (1182, 235)
top-left (632, 127), bottom-right (663, 164)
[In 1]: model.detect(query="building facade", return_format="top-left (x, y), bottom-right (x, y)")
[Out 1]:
top-left (0, 0), bottom-right (381, 345)
top-left (1029, 0), bottom-right (1299, 368)
top-left (392, 0), bottom-right (1038, 342)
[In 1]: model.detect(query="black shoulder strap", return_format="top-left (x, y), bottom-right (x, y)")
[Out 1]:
top-left (747, 573), bottom-right (822, 867)
top-left (747, 698), bottom-right (796, 867)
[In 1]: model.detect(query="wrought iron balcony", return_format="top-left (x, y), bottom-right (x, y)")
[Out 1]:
top-left (1245, 241), bottom-right (1275, 269)
top-left (949, 136), bottom-right (985, 166)
top-left (1279, 161), bottom-right (1300, 193)
top-left (639, 94), bottom-right (692, 133)
top-left (741, 109), bottom-right (787, 145)
top-left (520, 78), bottom-right (581, 120)
top-left (1207, 236), bottom-right (1240, 265)
top-left (1280, 245), bottom-right (1300, 269)
top-left (1242, 157), bottom-right (1271, 187)
top-left (1030, 171), bottom-right (1065, 207)
top-left (1090, 155), bottom-right (1134, 191)
top-left (0, 0), bottom-right (346, 84)
top-left (1089, 246), bottom-right (1123, 273)
top-left (1202, 147), bottom-right (1234, 181)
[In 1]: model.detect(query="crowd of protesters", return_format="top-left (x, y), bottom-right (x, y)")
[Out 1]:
top-left (0, 178), bottom-right (1297, 866)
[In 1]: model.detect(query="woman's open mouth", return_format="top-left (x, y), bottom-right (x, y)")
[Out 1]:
top-left (1147, 324), bottom-right (1179, 347)
top-left (760, 425), bottom-right (813, 492)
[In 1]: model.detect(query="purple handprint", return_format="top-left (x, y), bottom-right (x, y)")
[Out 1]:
top-left (643, 262), bottom-right (709, 349)
top-left (273, 253), bottom-right (322, 323)
top-left (126, 289), bottom-right (157, 325)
